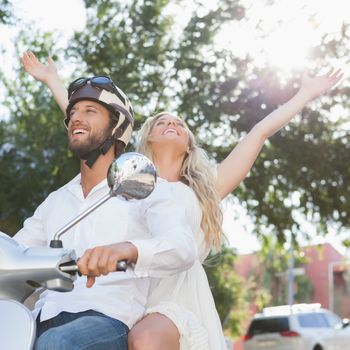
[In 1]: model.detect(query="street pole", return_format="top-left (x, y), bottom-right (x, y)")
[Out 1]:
top-left (287, 238), bottom-right (294, 307)
top-left (328, 261), bottom-right (334, 312)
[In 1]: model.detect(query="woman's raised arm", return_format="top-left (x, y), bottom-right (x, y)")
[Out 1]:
top-left (22, 51), bottom-right (68, 113)
top-left (216, 68), bottom-right (343, 199)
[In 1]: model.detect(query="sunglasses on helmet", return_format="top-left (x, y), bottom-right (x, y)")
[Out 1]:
top-left (68, 75), bottom-right (124, 101)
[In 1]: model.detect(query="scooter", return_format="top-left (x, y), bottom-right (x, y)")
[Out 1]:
top-left (0, 152), bottom-right (157, 350)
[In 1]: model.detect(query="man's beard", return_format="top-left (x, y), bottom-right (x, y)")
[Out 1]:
top-left (68, 127), bottom-right (112, 159)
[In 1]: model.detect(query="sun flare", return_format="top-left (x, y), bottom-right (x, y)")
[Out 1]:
top-left (218, 0), bottom-right (349, 72)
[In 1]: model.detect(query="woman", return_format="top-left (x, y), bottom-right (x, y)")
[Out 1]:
top-left (22, 51), bottom-right (342, 349)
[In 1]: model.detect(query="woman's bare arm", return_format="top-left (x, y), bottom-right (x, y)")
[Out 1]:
top-left (216, 69), bottom-right (343, 199)
top-left (22, 51), bottom-right (68, 112)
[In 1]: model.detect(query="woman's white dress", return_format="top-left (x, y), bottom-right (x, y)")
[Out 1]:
top-left (145, 180), bottom-right (227, 350)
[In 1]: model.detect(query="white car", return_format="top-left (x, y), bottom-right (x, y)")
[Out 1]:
top-left (225, 336), bottom-right (233, 350)
top-left (242, 303), bottom-right (350, 350)
top-left (323, 318), bottom-right (350, 350)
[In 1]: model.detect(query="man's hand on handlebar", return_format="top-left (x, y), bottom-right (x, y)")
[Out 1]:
top-left (77, 242), bottom-right (138, 288)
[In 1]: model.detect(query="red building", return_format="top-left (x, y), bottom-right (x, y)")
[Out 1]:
top-left (303, 243), bottom-right (348, 313)
top-left (235, 243), bottom-right (350, 317)
top-left (232, 244), bottom-right (350, 350)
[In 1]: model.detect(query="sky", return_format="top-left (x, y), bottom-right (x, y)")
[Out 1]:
top-left (3, 0), bottom-right (349, 255)
top-left (8, 0), bottom-right (349, 72)
top-left (11, 0), bottom-right (86, 33)
top-left (218, 0), bottom-right (350, 72)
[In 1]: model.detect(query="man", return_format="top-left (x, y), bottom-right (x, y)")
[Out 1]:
top-left (14, 77), bottom-right (196, 350)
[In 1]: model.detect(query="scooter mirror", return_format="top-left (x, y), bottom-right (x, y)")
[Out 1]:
top-left (50, 152), bottom-right (157, 248)
top-left (107, 152), bottom-right (157, 200)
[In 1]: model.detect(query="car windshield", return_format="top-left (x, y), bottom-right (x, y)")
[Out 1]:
top-left (247, 317), bottom-right (289, 335)
top-left (298, 313), bottom-right (329, 328)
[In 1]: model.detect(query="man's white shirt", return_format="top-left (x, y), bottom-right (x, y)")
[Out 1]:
top-left (14, 175), bottom-right (196, 328)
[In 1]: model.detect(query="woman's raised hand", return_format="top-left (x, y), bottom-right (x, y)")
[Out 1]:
top-left (21, 51), bottom-right (58, 84)
top-left (21, 51), bottom-right (69, 112)
top-left (299, 68), bottom-right (343, 101)
top-left (215, 67), bottom-right (343, 199)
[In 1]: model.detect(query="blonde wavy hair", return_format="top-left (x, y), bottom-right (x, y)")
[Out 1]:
top-left (136, 112), bottom-right (223, 250)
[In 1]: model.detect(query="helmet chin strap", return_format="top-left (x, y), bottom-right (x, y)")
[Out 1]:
top-left (81, 137), bottom-right (114, 168)
top-left (80, 117), bottom-right (130, 168)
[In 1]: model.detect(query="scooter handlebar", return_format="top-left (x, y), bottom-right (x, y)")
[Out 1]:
top-left (59, 259), bottom-right (128, 274)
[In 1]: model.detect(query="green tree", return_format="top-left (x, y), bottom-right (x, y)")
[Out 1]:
top-left (0, 0), bottom-right (12, 24)
top-left (294, 275), bottom-right (313, 303)
top-left (0, 0), bottom-right (247, 232)
top-left (1, 1), bottom-right (350, 334)
top-left (0, 32), bottom-right (78, 234)
top-left (67, 0), bottom-right (245, 128)
top-left (205, 247), bottom-right (251, 336)
top-left (2, 1), bottom-right (350, 243)
top-left (253, 235), bottom-right (313, 305)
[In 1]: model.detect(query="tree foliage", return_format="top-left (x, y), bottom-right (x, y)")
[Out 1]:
top-left (205, 247), bottom-right (251, 336)
top-left (67, 0), bottom-right (245, 129)
top-left (257, 235), bottom-right (313, 306)
top-left (68, 0), bottom-right (350, 248)
top-left (1, 0), bottom-right (350, 335)
top-left (0, 0), bottom-right (12, 24)
top-left (4, 0), bottom-right (349, 243)
top-left (0, 32), bottom-right (78, 233)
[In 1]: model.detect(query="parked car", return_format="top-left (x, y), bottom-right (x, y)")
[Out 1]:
top-left (225, 336), bottom-right (234, 350)
top-left (242, 303), bottom-right (350, 350)
top-left (323, 316), bottom-right (350, 350)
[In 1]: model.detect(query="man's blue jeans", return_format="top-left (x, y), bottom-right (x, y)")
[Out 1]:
top-left (34, 310), bottom-right (129, 350)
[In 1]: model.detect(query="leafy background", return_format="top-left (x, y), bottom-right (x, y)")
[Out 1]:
top-left (1, 0), bottom-right (350, 337)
